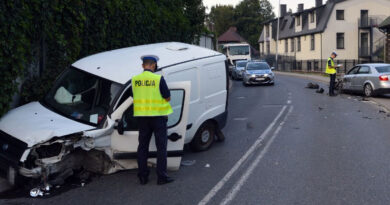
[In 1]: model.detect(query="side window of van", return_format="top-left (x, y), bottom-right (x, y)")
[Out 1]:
top-left (167, 89), bottom-right (185, 128)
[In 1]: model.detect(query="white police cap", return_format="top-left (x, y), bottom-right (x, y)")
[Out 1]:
top-left (332, 51), bottom-right (338, 56)
top-left (141, 55), bottom-right (159, 62)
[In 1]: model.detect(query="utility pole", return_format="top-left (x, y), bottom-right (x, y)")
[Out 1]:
top-left (275, 0), bottom-right (281, 70)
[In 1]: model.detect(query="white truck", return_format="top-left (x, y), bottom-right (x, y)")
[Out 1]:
top-left (221, 43), bottom-right (251, 66)
top-left (0, 42), bottom-right (229, 186)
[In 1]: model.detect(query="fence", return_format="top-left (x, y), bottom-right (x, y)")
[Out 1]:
top-left (262, 55), bottom-right (384, 74)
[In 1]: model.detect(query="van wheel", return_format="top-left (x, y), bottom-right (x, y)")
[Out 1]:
top-left (364, 84), bottom-right (374, 97)
top-left (190, 122), bottom-right (215, 152)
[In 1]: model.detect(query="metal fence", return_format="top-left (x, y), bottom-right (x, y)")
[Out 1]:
top-left (262, 55), bottom-right (384, 74)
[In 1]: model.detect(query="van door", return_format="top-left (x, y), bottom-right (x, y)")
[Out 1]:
top-left (111, 81), bottom-right (191, 170)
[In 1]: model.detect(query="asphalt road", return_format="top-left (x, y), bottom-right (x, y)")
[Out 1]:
top-left (1, 74), bottom-right (390, 205)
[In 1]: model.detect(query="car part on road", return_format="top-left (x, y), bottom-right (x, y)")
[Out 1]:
top-left (215, 128), bottom-right (225, 142)
top-left (190, 122), bottom-right (215, 152)
top-left (316, 88), bottom-right (324, 94)
top-left (306, 83), bottom-right (319, 89)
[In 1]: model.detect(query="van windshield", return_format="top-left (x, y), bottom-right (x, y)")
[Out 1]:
top-left (229, 46), bottom-right (250, 56)
top-left (43, 68), bottom-right (122, 126)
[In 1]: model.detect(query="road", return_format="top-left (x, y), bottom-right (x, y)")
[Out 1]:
top-left (1, 74), bottom-right (390, 205)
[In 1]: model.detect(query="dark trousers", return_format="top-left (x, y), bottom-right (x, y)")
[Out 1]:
top-left (137, 116), bottom-right (168, 179)
top-left (329, 74), bottom-right (336, 95)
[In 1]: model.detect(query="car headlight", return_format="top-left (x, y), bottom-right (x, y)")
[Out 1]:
top-left (251, 74), bottom-right (256, 77)
top-left (264, 74), bottom-right (269, 77)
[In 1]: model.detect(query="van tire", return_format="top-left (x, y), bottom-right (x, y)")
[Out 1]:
top-left (190, 122), bottom-right (215, 152)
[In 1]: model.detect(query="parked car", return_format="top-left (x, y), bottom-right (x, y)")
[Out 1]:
top-left (0, 42), bottom-right (228, 186)
top-left (342, 63), bottom-right (390, 97)
top-left (232, 60), bottom-right (248, 80)
top-left (243, 61), bottom-right (275, 86)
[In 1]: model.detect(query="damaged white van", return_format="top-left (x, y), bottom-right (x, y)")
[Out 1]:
top-left (0, 42), bottom-right (228, 186)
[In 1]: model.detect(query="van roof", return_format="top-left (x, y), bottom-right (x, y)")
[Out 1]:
top-left (72, 42), bottom-right (223, 84)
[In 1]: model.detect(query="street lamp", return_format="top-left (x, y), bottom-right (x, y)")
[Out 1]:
top-left (275, 0), bottom-right (280, 70)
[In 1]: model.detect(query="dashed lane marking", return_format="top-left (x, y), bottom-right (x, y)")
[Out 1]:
top-left (198, 106), bottom-right (288, 205)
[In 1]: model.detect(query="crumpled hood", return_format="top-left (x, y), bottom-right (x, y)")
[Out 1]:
top-left (0, 102), bottom-right (94, 147)
top-left (246, 70), bottom-right (272, 75)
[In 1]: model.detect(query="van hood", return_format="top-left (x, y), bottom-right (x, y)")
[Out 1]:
top-left (0, 102), bottom-right (94, 147)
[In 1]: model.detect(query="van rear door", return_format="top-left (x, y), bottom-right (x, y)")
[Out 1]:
top-left (111, 81), bottom-right (191, 170)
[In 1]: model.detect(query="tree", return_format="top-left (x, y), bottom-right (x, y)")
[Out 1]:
top-left (234, 0), bottom-right (274, 47)
top-left (208, 5), bottom-right (235, 37)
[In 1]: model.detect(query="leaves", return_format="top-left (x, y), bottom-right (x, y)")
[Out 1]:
top-left (0, 0), bottom-right (206, 117)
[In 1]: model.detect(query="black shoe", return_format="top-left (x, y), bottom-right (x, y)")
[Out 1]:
top-left (139, 176), bottom-right (149, 185)
top-left (157, 177), bottom-right (174, 185)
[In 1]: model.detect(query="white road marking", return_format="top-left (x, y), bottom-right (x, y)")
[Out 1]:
top-left (220, 106), bottom-right (294, 205)
top-left (237, 97), bottom-right (246, 99)
top-left (233, 118), bottom-right (248, 121)
top-left (287, 100), bottom-right (292, 104)
top-left (198, 106), bottom-right (288, 205)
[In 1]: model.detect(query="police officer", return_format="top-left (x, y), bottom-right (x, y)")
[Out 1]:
top-left (132, 55), bottom-right (174, 185)
top-left (325, 51), bottom-right (340, 96)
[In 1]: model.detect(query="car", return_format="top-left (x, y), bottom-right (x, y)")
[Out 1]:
top-left (0, 42), bottom-right (228, 187)
top-left (342, 63), bottom-right (390, 97)
top-left (242, 62), bottom-right (275, 86)
top-left (232, 60), bottom-right (248, 80)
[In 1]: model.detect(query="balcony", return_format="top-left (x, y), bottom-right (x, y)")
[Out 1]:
top-left (358, 16), bottom-right (383, 29)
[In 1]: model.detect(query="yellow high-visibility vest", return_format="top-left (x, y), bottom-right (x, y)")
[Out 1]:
top-left (325, 57), bottom-right (336, 74)
top-left (132, 71), bottom-right (173, 116)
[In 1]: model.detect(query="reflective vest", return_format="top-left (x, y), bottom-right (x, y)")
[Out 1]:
top-left (325, 57), bottom-right (336, 74)
top-left (132, 71), bottom-right (173, 116)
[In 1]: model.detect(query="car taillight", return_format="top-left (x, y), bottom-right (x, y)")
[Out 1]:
top-left (379, 75), bottom-right (389, 81)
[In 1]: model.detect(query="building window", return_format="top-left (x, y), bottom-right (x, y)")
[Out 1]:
top-left (296, 16), bottom-right (301, 26)
top-left (291, 38), bottom-right (295, 52)
top-left (310, 34), bottom-right (315, 50)
top-left (307, 62), bottom-right (312, 71)
top-left (266, 25), bottom-right (270, 37)
top-left (310, 12), bottom-right (315, 23)
top-left (336, 10), bottom-right (344, 20)
top-left (266, 42), bottom-right (270, 53)
top-left (285, 40), bottom-right (288, 53)
top-left (337, 33), bottom-right (345, 49)
top-left (297, 37), bottom-right (301, 52)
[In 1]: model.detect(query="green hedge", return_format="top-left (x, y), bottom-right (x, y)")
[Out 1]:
top-left (0, 0), bottom-right (205, 116)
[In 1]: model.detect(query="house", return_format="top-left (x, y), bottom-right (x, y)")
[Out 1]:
top-left (379, 16), bottom-right (390, 63)
top-left (258, 0), bottom-right (390, 72)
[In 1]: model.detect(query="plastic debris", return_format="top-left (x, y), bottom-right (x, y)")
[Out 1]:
top-left (181, 160), bottom-right (196, 166)
top-left (205, 164), bottom-right (210, 168)
top-left (30, 188), bottom-right (43, 198)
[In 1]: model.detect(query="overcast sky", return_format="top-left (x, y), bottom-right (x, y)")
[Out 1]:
top-left (203, 0), bottom-right (318, 15)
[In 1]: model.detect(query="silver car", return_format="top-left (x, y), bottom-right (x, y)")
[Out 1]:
top-left (232, 60), bottom-right (248, 80)
top-left (343, 63), bottom-right (390, 97)
top-left (243, 62), bottom-right (275, 86)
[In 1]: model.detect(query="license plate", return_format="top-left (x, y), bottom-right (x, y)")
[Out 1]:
top-left (256, 78), bottom-right (265, 81)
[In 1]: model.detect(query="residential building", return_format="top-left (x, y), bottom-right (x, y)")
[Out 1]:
top-left (258, 0), bottom-right (390, 72)
top-left (379, 16), bottom-right (390, 63)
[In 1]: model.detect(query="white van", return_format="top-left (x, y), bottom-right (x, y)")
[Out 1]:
top-left (221, 43), bottom-right (251, 66)
top-left (0, 42), bottom-right (228, 186)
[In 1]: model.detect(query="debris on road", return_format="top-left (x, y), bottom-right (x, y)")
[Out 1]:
top-left (316, 88), bottom-right (324, 94)
top-left (246, 122), bottom-right (254, 129)
top-left (318, 107), bottom-right (324, 111)
top-left (181, 160), bottom-right (196, 166)
top-left (306, 83), bottom-right (320, 89)
top-left (363, 116), bottom-right (373, 120)
top-left (379, 110), bottom-right (386, 114)
top-left (205, 164), bottom-right (210, 168)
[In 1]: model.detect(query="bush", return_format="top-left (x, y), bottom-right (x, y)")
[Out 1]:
top-left (0, 0), bottom-right (205, 117)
